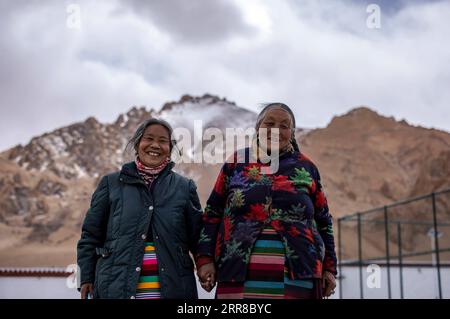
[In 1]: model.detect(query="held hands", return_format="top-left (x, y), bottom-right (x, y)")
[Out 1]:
top-left (80, 283), bottom-right (94, 299)
top-left (322, 271), bottom-right (336, 298)
top-left (197, 262), bottom-right (216, 292)
top-left (197, 263), bottom-right (336, 297)
top-left (80, 267), bottom-right (334, 297)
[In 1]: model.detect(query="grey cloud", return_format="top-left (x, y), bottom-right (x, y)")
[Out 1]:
top-left (0, 1), bottom-right (174, 151)
top-left (120, 0), bottom-right (256, 44)
top-left (0, 0), bottom-right (449, 152)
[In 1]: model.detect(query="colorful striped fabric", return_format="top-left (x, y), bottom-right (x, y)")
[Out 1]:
top-left (216, 227), bottom-right (322, 299)
top-left (136, 242), bottom-right (161, 299)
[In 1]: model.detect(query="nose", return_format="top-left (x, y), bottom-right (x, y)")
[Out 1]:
top-left (149, 141), bottom-right (160, 149)
top-left (268, 128), bottom-right (280, 137)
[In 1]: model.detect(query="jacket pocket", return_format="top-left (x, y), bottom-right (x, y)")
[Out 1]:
top-left (175, 246), bottom-right (197, 298)
top-left (94, 247), bottom-right (114, 298)
top-left (176, 246), bottom-right (194, 275)
top-left (95, 246), bottom-right (113, 258)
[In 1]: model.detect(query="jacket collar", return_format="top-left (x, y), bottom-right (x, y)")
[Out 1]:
top-left (119, 161), bottom-right (175, 185)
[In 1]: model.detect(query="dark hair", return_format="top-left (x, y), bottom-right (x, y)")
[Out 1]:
top-left (255, 102), bottom-right (300, 152)
top-left (125, 118), bottom-right (176, 156)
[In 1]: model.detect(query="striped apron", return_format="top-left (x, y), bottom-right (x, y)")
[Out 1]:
top-left (216, 226), bottom-right (322, 299)
top-left (135, 242), bottom-right (161, 299)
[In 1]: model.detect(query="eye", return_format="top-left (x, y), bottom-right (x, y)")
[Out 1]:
top-left (159, 139), bottom-right (170, 145)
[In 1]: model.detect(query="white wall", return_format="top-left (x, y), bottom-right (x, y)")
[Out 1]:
top-left (336, 266), bottom-right (450, 299)
top-left (0, 276), bottom-right (79, 299)
top-left (0, 273), bottom-right (215, 299)
top-left (1, 267), bottom-right (448, 299)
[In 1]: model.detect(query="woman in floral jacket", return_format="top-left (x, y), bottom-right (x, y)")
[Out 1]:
top-left (196, 103), bottom-right (337, 299)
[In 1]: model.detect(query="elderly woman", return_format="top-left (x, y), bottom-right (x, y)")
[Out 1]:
top-left (77, 118), bottom-right (202, 299)
top-left (196, 103), bottom-right (337, 299)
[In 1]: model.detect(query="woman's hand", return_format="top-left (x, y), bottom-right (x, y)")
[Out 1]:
top-left (322, 271), bottom-right (336, 298)
top-left (197, 263), bottom-right (216, 292)
top-left (80, 283), bottom-right (94, 299)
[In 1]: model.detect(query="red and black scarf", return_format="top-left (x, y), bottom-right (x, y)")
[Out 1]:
top-left (135, 156), bottom-right (170, 186)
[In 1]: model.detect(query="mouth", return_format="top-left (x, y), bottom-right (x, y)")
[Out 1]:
top-left (146, 151), bottom-right (161, 157)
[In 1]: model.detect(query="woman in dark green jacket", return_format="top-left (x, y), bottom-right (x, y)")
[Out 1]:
top-left (77, 118), bottom-right (203, 299)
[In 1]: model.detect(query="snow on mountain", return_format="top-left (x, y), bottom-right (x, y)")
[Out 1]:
top-left (5, 94), bottom-right (256, 179)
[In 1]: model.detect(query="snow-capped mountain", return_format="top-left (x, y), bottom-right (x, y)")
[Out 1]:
top-left (0, 94), bottom-right (449, 267)
top-left (6, 94), bottom-right (257, 179)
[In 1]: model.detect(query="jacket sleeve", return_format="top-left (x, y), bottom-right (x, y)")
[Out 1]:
top-left (195, 162), bottom-right (229, 260)
top-left (77, 175), bottom-right (110, 286)
top-left (312, 168), bottom-right (338, 276)
top-left (185, 179), bottom-right (203, 256)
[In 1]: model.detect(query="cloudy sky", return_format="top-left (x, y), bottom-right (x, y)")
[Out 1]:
top-left (0, 0), bottom-right (449, 151)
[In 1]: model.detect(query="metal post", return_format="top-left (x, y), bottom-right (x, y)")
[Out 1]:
top-left (397, 222), bottom-right (404, 299)
top-left (431, 193), bottom-right (442, 299)
top-left (338, 218), bottom-right (343, 299)
top-left (357, 213), bottom-right (364, 299)
top-left (384, 206), bottom-right (392, 299)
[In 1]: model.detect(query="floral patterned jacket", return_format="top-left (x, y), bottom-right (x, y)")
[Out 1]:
top-left (196, 148), bottom-right (337, 282)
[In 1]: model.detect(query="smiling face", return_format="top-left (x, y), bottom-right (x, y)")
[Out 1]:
top-left (137, 124), bottom-right (171, 167)
top-left (258, 108), bottom-right (293, 152)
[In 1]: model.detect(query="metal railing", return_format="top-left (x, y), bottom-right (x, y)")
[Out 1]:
top-left (337, 188), bottom-right (450, 299)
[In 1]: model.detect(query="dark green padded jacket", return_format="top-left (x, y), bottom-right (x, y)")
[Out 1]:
top-left (77, 161), bottom-right (203, 299)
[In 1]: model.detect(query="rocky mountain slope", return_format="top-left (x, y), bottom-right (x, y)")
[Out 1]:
top-left (0, 95), bottom-right (449, 266)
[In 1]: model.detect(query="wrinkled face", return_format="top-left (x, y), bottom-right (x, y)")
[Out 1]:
top-left (258, 108), bottom-right (293, 152)
top-left (137, 124), bottom-right (171, 167)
